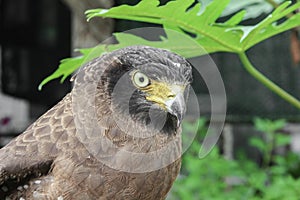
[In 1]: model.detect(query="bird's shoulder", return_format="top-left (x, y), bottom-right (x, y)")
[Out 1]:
top-left (0, 93), bottom-right (78, 198)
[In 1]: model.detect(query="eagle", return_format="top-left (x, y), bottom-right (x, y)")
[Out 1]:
top-left (0, 46), bottom-right (193, 199)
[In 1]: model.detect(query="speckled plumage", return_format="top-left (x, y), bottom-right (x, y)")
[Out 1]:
top-left (0, 46), bottom-right (192, 199)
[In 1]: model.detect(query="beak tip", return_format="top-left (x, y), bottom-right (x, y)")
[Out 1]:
top-left (169, 106), bottom-right (184, 129)
top-left (165, 92), bottom-right (186, 129)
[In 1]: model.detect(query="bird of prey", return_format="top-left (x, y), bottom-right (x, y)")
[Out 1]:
top-left (0, 46), bottom-right (193, 199)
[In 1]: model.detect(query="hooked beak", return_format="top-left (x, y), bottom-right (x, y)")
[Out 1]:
top-left (165, 92), bottom-right (186, 128)
top-left (143, 81), bottom-right (187, 128)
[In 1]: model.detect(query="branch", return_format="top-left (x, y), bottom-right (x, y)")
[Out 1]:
top-left (238, 52), bottom-right (300, 109)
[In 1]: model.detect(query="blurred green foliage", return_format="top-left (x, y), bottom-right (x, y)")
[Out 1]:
top-left (169, 118), bottom-right (300, 199)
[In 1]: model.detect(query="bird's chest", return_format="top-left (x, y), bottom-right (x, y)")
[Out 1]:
top-left (100, 159), bottom-right (181, 200)
top-left (51, 156), bottom-right (181, 200)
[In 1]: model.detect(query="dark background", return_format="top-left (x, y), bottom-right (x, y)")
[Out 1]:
top-left (1, 0), bottom-right (71, 109)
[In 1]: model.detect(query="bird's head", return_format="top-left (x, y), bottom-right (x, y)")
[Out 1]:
top-left (80, 46), bottom-right (193, 135)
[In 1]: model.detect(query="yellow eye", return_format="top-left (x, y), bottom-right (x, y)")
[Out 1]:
top-left (132, 71), bottom-right (150, 88)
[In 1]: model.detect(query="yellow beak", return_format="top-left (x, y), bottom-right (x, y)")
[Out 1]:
top-left (143, 81), bottom-right (186, 127)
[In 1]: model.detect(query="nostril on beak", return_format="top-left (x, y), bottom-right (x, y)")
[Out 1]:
top-left (167, 93), bottom-right (176, 99)
top-left (165, 93), bottom-right (186, 128)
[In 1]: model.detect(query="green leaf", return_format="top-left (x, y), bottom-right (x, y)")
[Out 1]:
top-left (275, 134), bottom-right (291, 147)
top-left (241, 1), bottom-right (300, 49)
top-left (38, 30), bottom-right (206, 87)
top-left (249, 137), bottom-right (266, 152)
top-left (224, 10), bottom-right (247, 26)
top-left (86, 0), bottom-right (300, 52)
top-left (248, 171), bottom-right (268, 191)
top-left (221, 0), bottom-right (285, 20)
top-left (38, 57), bottom-right (83, 90)
top-left (273, 155), bottom-right (286, 166)
top-left (41, 0), bottom-right (300, 87)
top-left (86, 0), bottom-right (241, 53)
top-left (38, 45), bottom-right (108, 89)
top-left (254, 118), bottom-right (271, 133)
top-left (271, 165), bottom-right (287, 175)
top-left (254, 117), bottom-right (286, 133)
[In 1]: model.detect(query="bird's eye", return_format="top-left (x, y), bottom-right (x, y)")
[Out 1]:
top-left (132, 71), bottom-right (150, 88)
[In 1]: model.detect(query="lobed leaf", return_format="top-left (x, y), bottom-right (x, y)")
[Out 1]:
top-left (87, 0), bottom-right (300, 52)
top-left (39, 29), bottom-right (205, 87)
top-left (41, 0), bottom-right (300, 87)
top-left (221, 0), bottom-right (285, 20)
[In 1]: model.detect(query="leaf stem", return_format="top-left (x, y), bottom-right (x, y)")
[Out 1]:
top-left (265, 0), bottom-right (279, 9)
top-left (238, 52), bottom-right (300, 109)
top-left (265, 0), bottom-right (293, 18)
top-left (263, 131), bottom-right (274, 168)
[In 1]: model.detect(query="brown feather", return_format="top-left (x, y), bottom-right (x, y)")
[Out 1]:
top-left (0, 46), bottom-right (192, 199)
